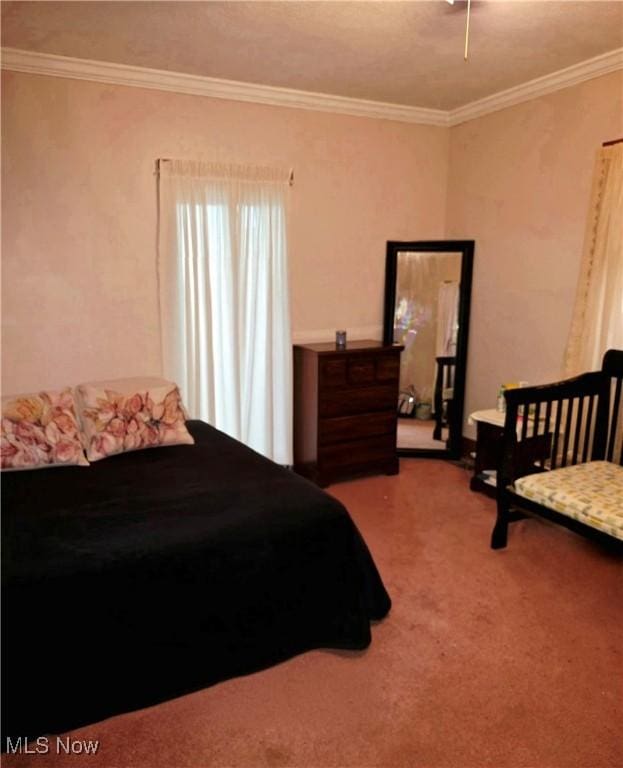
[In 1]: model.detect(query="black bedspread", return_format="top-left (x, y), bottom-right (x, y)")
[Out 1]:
top-left (2, 421), bottom-right (390, 739)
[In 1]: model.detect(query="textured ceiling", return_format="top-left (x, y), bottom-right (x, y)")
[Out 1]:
top-left (2, 1), bottom-right (622, 110)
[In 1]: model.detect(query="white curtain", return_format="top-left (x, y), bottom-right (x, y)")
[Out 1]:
top-left (565, 143), bottom-right (623, 375)
top-left (431, 280), bottom-right (460, 407)
top-left (158, 159), bottom-right (292, 465)
top-left (436, 281), bottom-right (460, 358)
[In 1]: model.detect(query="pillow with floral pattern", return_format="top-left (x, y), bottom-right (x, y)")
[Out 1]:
top-left (1, 388), bottom-right (89, 470)
top-left (75, 377), bottom-right (195, 462)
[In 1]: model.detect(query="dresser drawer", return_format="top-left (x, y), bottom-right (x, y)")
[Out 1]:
top-left (376, 355), bottom-right (400, 382)
top-left (318, 434), bottom-right (396, 471)
top-left (319, 352), bottom-right (400, 388)
top-left (347, 357), bottom-right (375, 385)
top-left (319, 385), bottom-right (397, 418)
top-left (319, 411), bottom-right (395, 445)
top-left (319, 358), bottom-right (346, 387)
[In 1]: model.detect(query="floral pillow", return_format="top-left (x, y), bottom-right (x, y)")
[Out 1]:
top-left (1, 389), bottom-right (89, 470)
top-left (75, 377), bottom-right (195, 462)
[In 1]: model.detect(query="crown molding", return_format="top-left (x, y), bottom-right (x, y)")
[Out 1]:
top-left (448, 48), bottom-right (623, 126)
top-left (0, 47), bottom-right (447, 126)
top-left (2, 46), bottom-right (621, 128)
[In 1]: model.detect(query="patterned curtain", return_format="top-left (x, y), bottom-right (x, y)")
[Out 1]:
top-left (564, 143), bottom-right (623, 375)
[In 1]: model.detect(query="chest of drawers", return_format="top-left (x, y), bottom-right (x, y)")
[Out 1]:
top-left (293, 341), bottom-right (403, 487)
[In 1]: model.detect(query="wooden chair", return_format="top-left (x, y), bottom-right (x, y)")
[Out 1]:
top-left (433, 356), bottom-right (456, 441)
top-left (491, 349), bottom-right (623, 550)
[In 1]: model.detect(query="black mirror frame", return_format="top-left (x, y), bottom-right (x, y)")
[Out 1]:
top-left (383, 240), bottom-right (474, 460)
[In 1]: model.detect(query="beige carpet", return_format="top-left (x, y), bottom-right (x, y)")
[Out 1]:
top-left (397, 418), bottom-right (447, 450)
top-left (4, 460), bottom-right (622, 768)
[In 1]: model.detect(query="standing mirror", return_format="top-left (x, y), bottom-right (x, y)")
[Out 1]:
top-left (383, 240), bottom-right (474, 459)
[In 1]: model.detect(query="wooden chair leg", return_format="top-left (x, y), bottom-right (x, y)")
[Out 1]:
top-left (491, 494), bottom-right (509, 549)
top-left (433, 418), bottom-right (442, 441)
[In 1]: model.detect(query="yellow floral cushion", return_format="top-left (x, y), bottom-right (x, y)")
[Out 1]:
top-left (75, 377), bottom-right (194, 462)
top-left (1, 389), bottom-right (89, 470)
top-left (514, 461), bottom-right (623, 541)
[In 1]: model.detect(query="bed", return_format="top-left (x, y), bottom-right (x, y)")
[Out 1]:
top-left (2, 420), bottom-right (390, 740)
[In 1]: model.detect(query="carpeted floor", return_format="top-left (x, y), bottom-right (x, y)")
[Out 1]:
top-left (4, 459), bottom-right (622, 768)
top-left (397, 418), bottom-right (447, 450)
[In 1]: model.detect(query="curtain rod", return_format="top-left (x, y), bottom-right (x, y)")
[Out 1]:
top-left (155, 158), bottom-right (294, 185)
top-left (602, 138), bottom-right (623, 147)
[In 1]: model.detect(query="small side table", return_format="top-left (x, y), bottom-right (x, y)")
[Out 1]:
top-left (469, 409), bottom-right (505, 498)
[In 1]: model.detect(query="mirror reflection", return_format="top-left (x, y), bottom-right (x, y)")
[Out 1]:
top-left (383, 240), bottom-right (473, 459)
top-left (393, 251), bottom-right (462, 450)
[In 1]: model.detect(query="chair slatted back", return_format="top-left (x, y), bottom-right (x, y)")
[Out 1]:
top-left (504, 373), bottom-right (606, 475)
top-left (499, 349), bottom-right (623, 485)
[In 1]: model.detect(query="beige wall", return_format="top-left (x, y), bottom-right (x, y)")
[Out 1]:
top-left (446, 71), bottom-right (623, 437)
top-left (2, 69), bottom-right (622, 440)
top-left (1, 70), bottom-right (448, 394)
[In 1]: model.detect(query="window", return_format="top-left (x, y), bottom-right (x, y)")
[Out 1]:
top-left (158, 160), bottom-right (292, 464)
